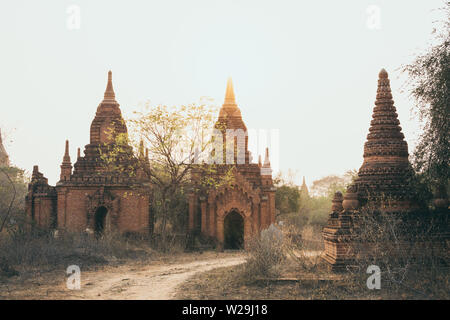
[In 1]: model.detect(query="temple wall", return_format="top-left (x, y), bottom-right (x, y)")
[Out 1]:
top-left (57, 188), bottom-right (87, 232)
top-left (54, 187), bottom-right (149, 234)
top-left (115, 190), bottom-right (149, 234)
top-left (26, 190), bottom-right (57, 230)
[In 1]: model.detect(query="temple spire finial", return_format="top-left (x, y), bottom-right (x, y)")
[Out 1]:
top-left (224, 77), bottom-right (236, 105)
top-left (379, 68), bottom-right (388, 79)
top-left (60, 140), bottom-right (72, 181)
top-left (261, 147), bottom-right (272, 176)
top-left (62, 140), bottom-right (71, 164)
top-left (64, 140), bottom-right (70, 156)
top-left (104, 70), bottom-right (116, 101)
top-left (263, 147), bottom-right (271, 167)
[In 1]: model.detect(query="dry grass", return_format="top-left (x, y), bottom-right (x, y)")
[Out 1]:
top-left (0, 228), bottom-right (157, 282)
top-left (176, 221), bottom-right (449, 300)
top-left (176, 255), bottom-right (448, 300)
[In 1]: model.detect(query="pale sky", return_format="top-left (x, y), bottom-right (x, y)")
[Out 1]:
top-left (0, 0), bottom-right (446, 186)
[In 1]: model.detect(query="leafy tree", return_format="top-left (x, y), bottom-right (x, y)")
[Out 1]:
top-left (273, 170), bottom-right (306, 217)
top-left (402, 2), bottom-right (450, 201)
top-left (0, 166), bottom-right (28, 233)
top-left (310, 170), bottom-right (356, 199)
top-left (101, 100), bottom-right (233, 246)
top-left (275, 185), bottom-right (300, 216)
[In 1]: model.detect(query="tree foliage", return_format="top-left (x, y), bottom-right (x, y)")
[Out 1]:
top-left (0, 166), bottom-right (28, 233)
top-left (310, 170), bottom-right (356, 198)
top-left (402, 2), bottom-right (450, 199)
top-left (100, 100), bottom-right (234, 245)
top-left (275, 171), bottom-right (357, 228)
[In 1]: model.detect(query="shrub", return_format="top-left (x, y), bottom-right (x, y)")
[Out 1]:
top-left (349, 205), bottom-right (449, 299)
top-left (243, 224), bottom-right (285, 279)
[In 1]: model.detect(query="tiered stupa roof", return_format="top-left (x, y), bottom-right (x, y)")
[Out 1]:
top-left (216, 77), bottom-right (247, 131)
top-left (345, 69), bottom-right (415, 210)
top-left (214, 77), bottom-right (250, 165)
top-left (63, 71), bottom-right (142, 184)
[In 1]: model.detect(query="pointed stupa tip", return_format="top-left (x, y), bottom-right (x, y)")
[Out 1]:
top-left (104, 70), bottom-right (116, 100)
top-left (258, 154), bottom-right (262, 167)
top-left (64, 140), bottom-right (70, 156)
top-left (224, 77), bottom-right (236, 105)
top-left (62, 140), bottom-right (71, 164)
top-left (379, 68), bottom-right (388, 79)
top-left (302, 176), bottom-right (306, 185)
top-left (263, 147), bottom-right (271, 167)
top-left (77, 147), bottom-right (81, 158)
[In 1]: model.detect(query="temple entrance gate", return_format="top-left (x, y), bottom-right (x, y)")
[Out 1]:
top-left (224, 210), bottom-right (244, 249)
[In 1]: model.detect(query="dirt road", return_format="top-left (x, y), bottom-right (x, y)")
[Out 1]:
top-left (0, 252), bottom-right (245, 300)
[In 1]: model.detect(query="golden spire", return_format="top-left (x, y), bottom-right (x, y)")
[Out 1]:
top-left (218, 76), bottom-right (243, 120)
top-left (224, 77), bottom-right (236, 105)
top-left (104, 70), bottom-right (116, 101)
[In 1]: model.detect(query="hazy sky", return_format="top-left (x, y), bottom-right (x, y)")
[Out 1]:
top-left (0, 0), bottom-right (446, 186)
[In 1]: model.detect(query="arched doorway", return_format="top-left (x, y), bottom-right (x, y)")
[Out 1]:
top-left (224, 210), bottom-right (244, 249)
top-left (94, 206), bottom-right (108, 235)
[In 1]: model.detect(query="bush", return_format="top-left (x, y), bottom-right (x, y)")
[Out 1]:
top-left (349, 205), bottom-right (449, 299)
top-left (243, 224), bottom-right (285, 279)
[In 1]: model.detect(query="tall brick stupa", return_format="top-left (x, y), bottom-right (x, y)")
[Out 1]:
top-left (343, 68), bottom-right (417, 212)
top-left (323, 69), bottom-right (418, 270)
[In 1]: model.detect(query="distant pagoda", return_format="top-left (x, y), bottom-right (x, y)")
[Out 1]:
top-left (299, 176), bottom-right (309, 199)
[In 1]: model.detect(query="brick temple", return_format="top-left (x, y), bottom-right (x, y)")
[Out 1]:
top-left (25, 73), bottom-right (275, 246)
top-left (189, 78), bottom-right (276, 249)
top-left (25, 72), bottom-right (151, 235)
top-left (322, 69), bottom-right (418, 269)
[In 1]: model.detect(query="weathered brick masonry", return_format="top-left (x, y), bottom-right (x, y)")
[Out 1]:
top-left (189, 78), bottom-right (276, 249)
top-left (26, 72), bottom-right (151, 235)
top-left (322, 69), bottom-right (449, 270)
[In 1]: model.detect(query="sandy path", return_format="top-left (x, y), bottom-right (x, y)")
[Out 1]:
top-left (64, 255), bottom-right (245, 300)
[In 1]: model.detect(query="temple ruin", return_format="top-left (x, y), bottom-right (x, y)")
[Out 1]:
top-left (322, 69), bottom-right (419, 270)
top-left (188, 78), bottom-right (276, 249)
top-left (25, 71), bottom-right (151, 235)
